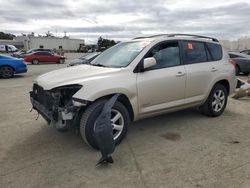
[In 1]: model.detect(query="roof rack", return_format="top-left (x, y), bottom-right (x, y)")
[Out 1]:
top-left (133, 34), bottom-right (219, 42)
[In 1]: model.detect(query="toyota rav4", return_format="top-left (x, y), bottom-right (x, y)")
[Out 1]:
top-left (30, 34), bottom-right (237, 149)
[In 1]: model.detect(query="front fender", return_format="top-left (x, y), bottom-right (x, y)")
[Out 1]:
top-left (72, 72), bottom-right (139, 120)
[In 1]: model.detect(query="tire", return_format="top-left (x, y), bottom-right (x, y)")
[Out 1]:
top-left (235, 65), bottom-right (240, 75)
top-left (58, 59), bottom-right (65, 64)
top-left (32, 59), bottom-right (39, 65)
top-left (0, 66), bottom-right (14, 78)
top-left (80, 99), bottom-right (130, 149)
top-left (200, 84), bottom-right (228, 117)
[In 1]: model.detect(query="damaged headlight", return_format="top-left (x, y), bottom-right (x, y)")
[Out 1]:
top-left (51, 84), bottom-right (83, 108)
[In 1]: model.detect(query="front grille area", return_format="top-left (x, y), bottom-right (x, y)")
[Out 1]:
top-left (31, 84), bottom-right (53, 109)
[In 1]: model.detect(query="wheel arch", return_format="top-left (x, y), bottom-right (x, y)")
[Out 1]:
top-left (215, 79), bottom-right (230, 95)
top-left (88, 93), bottom-right (134, 122)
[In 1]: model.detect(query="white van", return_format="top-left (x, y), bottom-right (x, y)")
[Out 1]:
top-left (0, 45), bottom-right (18, 52)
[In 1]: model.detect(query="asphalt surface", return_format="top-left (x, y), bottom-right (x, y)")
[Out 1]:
top-left (1, 53), bottom-right (250, 188)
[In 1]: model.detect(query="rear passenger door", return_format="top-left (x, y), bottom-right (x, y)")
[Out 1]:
top-left (181, 41), bottom-right (220, 102)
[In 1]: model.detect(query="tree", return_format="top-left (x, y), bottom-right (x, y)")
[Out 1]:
top-left (0, 32), bottom-right (16, 40)
top-left (97, 37), bottom-right (116, 51)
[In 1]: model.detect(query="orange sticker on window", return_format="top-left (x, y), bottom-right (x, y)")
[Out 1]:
top-left (188, 42), bottom-right (193, 49)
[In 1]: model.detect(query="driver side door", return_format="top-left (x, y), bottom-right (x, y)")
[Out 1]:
top-left (137, 41), bottom-right (186, 117)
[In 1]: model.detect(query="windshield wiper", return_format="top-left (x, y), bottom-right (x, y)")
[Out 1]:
top-left (91, 63), bottom-right (107, 67)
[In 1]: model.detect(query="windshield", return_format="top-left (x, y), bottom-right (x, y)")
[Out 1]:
top-left (91, 41), bottom-right (150, 67)
top-left (27, 49), bottom-right (33, 54)
top-left (80, 53), bottom-right (99, 60)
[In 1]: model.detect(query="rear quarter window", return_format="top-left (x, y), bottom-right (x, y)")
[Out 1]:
top-left (206, 43), bottom-right (223, 61)
top-left (182, 41), bottom-right (207, 64)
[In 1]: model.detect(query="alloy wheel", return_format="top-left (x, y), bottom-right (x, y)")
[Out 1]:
top-left (212, 89), bottom-right (225, 112)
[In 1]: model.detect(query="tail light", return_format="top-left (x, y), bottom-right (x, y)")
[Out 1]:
top-left (228, 59), bottom-right (236, 68)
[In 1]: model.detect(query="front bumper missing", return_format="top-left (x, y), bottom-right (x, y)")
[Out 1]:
top-left (30, 97), bottom-right (53, 123)
top-left (30, 94), bottom-right (77, 124)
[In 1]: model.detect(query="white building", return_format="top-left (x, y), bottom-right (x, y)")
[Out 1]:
top-left (220, 38), bottom-right (250, 51)
top-left (15, 35), bottom-right (85, 51)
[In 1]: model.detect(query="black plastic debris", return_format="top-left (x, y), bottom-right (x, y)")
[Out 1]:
top-left (94, 94), bottom-right (120, 166)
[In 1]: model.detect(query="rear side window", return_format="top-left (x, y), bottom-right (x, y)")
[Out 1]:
top-left (182, 41), bottom-right (207, 64)
top-left (206, 43), bottom-right (222, 61)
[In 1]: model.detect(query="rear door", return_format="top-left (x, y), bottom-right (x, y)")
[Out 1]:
top-left (180, 40), bottom-right (220, 102)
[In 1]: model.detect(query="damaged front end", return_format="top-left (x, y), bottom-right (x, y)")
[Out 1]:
top-left (30, 84), bottom-right (87, 130)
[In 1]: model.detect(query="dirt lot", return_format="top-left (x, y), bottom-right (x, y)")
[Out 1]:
top-left (0, 54), bottom-right (250, 188)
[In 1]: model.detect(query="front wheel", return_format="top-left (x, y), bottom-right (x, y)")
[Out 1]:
top-left (0, 66), bottom-right (14, 78)
top-left (200, 84), bottom-right (228, 117)
top-left (58, 59), bottom-right (65, 64)
top-left (79, 100), bottom-right (130, 149)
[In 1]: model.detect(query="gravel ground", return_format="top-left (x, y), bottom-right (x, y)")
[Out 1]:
top-left (0, 53), bottom-right (250, 188)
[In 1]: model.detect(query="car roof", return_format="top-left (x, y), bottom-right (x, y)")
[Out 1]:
top-left (229, 51), bottom-right (250, 58)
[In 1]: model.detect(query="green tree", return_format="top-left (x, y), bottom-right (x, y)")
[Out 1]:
top-left (0, 32), bottom-right (16, 40)
top-left (97, 36), bottom-right (117, 51)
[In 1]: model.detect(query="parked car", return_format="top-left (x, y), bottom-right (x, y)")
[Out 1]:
top-left (24, 51), bottom-right (65, 64)
top-left (228, 52), bottom-right (250, 75)
top-left (68, 52), bottom-right (101, 66)
top-left (12, 48), bottom-right (53, 58)
top-left (0, 54), bottom-right (27, 78)
top-left (240, 50), bottom-right (250, 56)
top-left (0, 45), bottom-right (18, 53)
top-left (11, 49), bottom-right (28, 58)
top-left (30, 34), bottom-right (237, 149)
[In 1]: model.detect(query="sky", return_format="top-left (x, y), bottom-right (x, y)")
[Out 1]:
top-left (0, 0), bottom-right (250, 43)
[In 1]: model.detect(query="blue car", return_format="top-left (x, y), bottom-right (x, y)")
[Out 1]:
top-left (0, 54), bottom-right (27, 78)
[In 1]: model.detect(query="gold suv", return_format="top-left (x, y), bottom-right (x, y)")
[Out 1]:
top-left (30, 34), bottom-right (237, 149)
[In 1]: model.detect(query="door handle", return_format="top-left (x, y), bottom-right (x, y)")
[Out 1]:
top-left (211, 67), bottom-right (218, 72)
top-left (176, 72), bottom-right (185, 77)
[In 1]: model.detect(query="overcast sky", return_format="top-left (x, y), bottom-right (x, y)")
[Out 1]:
top-left (0, 0), bottom-right (250, 43)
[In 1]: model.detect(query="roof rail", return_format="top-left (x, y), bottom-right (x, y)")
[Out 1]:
top-left (133, 34), bottom-right (219, 42)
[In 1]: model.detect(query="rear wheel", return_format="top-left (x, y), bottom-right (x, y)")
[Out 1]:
top-left (0, 66), bottom-right (14, 78)
top-left (200, 84), bottom-right (228, 117)
top-left (32, 59), bottom-right (39, 65)
top-left (79, 99), bottom-right (130, 149)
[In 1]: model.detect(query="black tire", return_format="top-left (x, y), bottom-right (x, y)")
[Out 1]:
top-left (200, 84), bottom-right (228, 117)
top-left (0, 66), bottom-right (14, 78)
top-left (32, 59), bottom-right (39, 65)
top-left (235, 65), bottom-right (240, 75)
top-left (58, 59), bottom-right (65, 64)
top-left (80, 99), bottom-right (130, 149)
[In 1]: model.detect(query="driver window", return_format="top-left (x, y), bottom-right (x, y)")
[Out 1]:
top-left (145, 41), bottom-right (180, 70)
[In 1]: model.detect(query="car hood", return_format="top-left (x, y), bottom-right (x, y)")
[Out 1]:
top-left (34, 64), bottom-right (121, 90)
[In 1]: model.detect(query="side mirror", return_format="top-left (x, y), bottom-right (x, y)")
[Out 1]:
top-left (143, 57), bottom-right (157, 69)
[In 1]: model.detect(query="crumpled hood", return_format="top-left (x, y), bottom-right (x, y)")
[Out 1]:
top-left (34, 64), bottom-right (120, 90)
